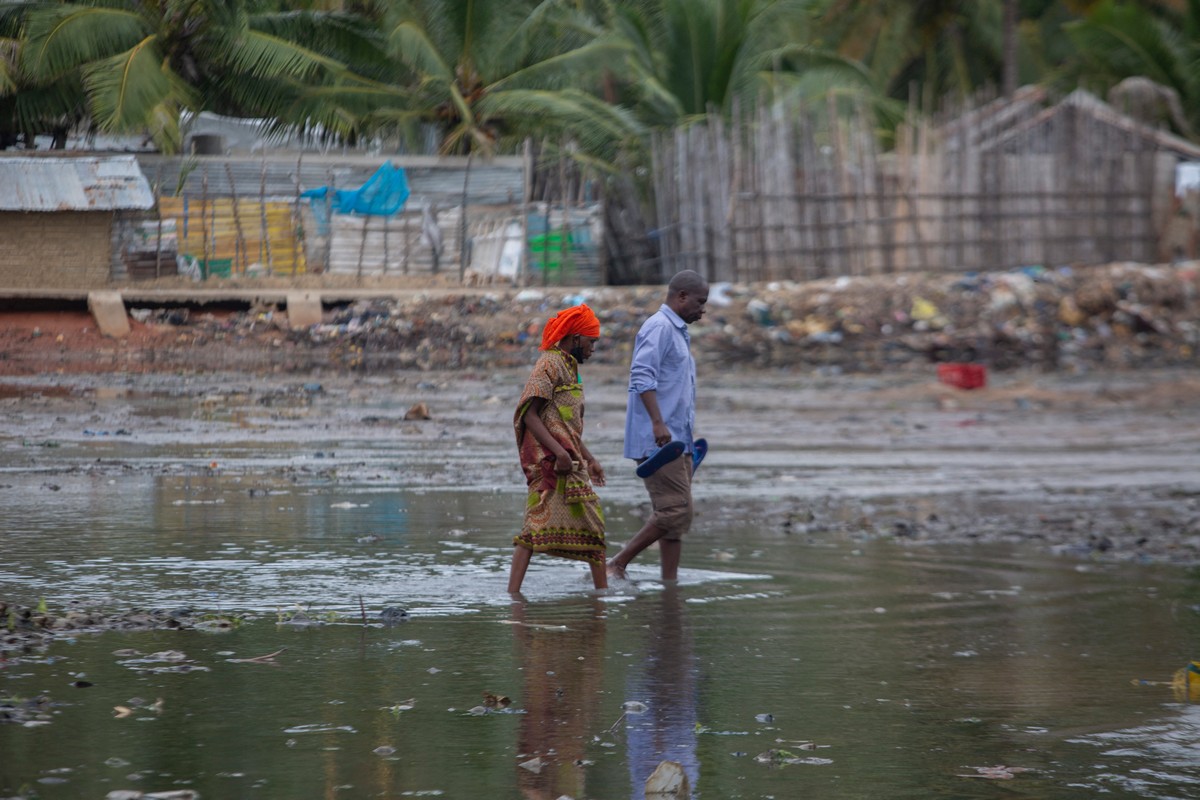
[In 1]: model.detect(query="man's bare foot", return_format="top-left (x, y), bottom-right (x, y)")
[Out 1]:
top-left (606, 561), bottom-right (628, 580)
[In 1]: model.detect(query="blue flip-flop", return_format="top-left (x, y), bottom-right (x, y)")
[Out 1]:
top-left (635, 440), bottom-right (686, 478)
top-left (692, 438), bottom-right (708, 472)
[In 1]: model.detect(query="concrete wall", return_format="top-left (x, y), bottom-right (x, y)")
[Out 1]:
top-left (0, 211), bottom-right (113, 288)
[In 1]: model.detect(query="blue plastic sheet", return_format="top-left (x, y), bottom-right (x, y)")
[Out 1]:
top-left (301, 162), bottom-right (410, 235)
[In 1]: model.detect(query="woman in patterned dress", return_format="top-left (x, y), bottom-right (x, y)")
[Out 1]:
top-left (508, 304), bottom-right (608, 594)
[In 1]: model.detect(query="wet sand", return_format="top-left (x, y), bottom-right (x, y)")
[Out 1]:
top-left (3, 363), bottom-right (1198, 568)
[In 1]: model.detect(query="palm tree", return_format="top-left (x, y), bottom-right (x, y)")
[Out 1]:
top-left (1064, 0), bottom-right (1200, 135)
top-left (811, 0), bottom-right (1086, 106)
top-left (16, 0), bottom-right (352, 152)
top-left (287, 0), bottom-right (642, 158)
top-left (600, 0), bottom-right (867, 128)
top-left (0, 1), bottom-right (89, 148)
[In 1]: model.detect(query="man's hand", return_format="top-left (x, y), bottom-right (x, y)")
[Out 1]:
top-left (651, 420), bottom-right (671, 446)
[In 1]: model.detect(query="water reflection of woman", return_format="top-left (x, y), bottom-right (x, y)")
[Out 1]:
top-left (624, 586), bottom-right (699, 798)
top-left (512, 598), bottom-right (607, 800)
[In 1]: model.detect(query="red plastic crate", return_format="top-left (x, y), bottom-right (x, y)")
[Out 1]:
top-left (937, 363), bottom-right (987, 390)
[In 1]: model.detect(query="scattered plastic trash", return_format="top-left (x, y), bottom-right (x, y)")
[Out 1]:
top-left (937, 363), bottom-right (987, 390)
top-left (645, 760), bottom-right (689, 797)
top-left (1133, 660), bottom-right (1200, 702)
top-left (708, 282), bottom-right (733, 307)
top-left (957, 765), bottom-right (1031, 780)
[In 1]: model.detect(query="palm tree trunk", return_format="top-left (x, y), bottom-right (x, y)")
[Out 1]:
top-left (1003, 0), bottom-right (1018, 97)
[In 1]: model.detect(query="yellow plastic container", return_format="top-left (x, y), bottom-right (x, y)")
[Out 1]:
top-left (1172, 661), bottom-right (1200, 702)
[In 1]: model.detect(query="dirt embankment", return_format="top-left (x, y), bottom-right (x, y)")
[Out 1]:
top-left (0, 261), bottom-right (1197, 376)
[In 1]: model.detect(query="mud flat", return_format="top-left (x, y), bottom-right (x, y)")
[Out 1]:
top-left (2, 364), bottom-right (1197, 566)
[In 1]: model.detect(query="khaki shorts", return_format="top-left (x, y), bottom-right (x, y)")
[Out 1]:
top-left (639, 454), bottom-right (694, 540)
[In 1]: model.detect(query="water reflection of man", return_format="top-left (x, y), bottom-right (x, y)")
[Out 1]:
top-left (624, 586), bottom-right (699, 798)
top-left (512, 599), bottom-right (607, 800)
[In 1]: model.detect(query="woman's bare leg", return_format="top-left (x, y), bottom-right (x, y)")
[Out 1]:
top-left (508, 545), bottom-right (533, 595)
top-left (588, 560), bottom-right (608, 590)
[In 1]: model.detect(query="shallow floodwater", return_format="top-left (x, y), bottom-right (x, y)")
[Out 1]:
top-left (2, 377), bottom-right (1200, 799)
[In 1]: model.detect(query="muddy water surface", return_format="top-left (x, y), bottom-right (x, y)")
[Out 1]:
top-left (2, 371), bottom-right (1199, 799)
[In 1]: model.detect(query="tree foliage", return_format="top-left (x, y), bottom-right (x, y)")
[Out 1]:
top-left (0, 0), bottom-right (1196, 154)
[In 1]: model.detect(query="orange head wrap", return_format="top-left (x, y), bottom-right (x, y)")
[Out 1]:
top-left (539, 303), bottom-right (601, 351)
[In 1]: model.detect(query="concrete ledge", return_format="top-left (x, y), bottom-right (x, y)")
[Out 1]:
top-left (87, 291), bottom-right (130, 338)
top-left (287, 292), bottom-right (324, 329)
top-left (0, 286), bottom-right (500, 305)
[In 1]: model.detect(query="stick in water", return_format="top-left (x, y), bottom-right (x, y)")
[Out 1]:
top-left (228, 648), bottom-right (288, 664)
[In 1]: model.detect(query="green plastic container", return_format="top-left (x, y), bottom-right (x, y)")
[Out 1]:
top-left (200, 258), bottom-right (233, 279)
top-left (528, 231), bottom-right (570, 275)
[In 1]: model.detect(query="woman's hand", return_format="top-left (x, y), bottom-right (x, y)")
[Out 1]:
top-left (587, 458), bottom-right (606, 487)
top-left (554, 451), bottom-right (574, 475)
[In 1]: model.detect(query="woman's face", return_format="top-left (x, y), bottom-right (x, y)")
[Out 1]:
top-left (569, 335), bottom-right (598, 362)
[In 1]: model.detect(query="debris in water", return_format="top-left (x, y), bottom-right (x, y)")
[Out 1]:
top-left (645, 760), bottom-right (689, 797)
top-left (483, 692), bottom-right (511, 708)
top-left (405, 402), bottom-right (432, 420)
top-left (379, 607), bottom-right (408, 624)
top-left (227, 648), bottom-right (287, 664)
top-left (518, 756), bottom-right (544, 773)
top-left (754, 749), bottom-right (832, 766)
top-left (957, 765), bottom-right (1031, 780)
top-left (383, 699), bottom-right (415, 714)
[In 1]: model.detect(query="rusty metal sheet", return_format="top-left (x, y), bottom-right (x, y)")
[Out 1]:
top-left (0, 155), bottom-right (155, 211)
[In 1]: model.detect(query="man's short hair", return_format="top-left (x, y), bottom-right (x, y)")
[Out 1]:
top-left (667, 269), bottom-right (708, 297)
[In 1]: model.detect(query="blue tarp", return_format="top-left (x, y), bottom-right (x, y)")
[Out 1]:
top-left (301, 162), bottom-right (410, 235)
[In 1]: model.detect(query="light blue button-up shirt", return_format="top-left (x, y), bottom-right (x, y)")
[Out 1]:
top-left (624, 304), bottom-right (696, 459)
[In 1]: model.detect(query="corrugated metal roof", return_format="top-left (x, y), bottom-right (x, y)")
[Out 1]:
top-left (0, 155), bottom-right (155, 211)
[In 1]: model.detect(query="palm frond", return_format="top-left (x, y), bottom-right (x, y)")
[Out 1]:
top-left (23, 5), bottom-right (148, 80)
top-left (1067, 0), bottom-right (1181, 86)
top-left (753, 43), bottom-right (875, 86)
top-left (283, 78), bottom-right (415, 124)
top-left (250, 9), bottom-right (392, 74)
top-left (478, 87), bottom-right (644, 154)
top-left (0, 38), bottom-right (16, 94)
top-left (386, 19), bottom-right (453, 82)
top-left (629, 72), bottom-right (687, 124)
top-left (223, 29), bottom-right (345, 82)
top-left (81, 36), bottom-right (183, 131)
top-left (10, 73), bottom-right (86, 132)
top-left (0, 2), bottom-right (34, 39)
top-left (488, 37), bottom-right (629, 93)
top-left (145, 98), bottom-right (183, 153)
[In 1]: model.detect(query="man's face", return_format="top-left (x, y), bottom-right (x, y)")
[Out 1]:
top-left (677, 287), bottom-right (708, 325)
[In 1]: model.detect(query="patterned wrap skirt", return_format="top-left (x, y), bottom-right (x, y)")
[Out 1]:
top-left (513, 351), bottom-right (606, 564)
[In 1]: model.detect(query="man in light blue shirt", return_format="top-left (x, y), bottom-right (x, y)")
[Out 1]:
top-left (608, 270), bottom-right (709, 581)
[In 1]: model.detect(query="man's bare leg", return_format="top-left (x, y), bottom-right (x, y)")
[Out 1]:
top-left (607, 520), bottom-right (667, 579)
top-left (508, 545), bottom-right (533, 595)
top-left (659, 538), bottom-right (682, 582)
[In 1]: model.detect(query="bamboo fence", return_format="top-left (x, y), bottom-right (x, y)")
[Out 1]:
top-left (650, 91), bottom-right (1196, 283)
